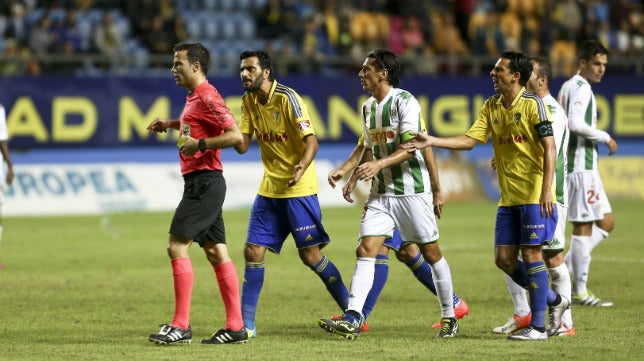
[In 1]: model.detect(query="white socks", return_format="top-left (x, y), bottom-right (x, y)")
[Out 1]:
top-left (588, 224), bottom-right (609, 252)
top-left (549, 263), bottom-right (573, 326)
top-left (430, 257), bottom-right (455, 318)
top-left (346, 257), bottom-right (375, 315)
top-left (569, 235), bottom-right (591, 295)
top-left (504, 273), bottom-right (530, 317)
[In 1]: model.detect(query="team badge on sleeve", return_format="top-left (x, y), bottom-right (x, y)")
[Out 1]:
top-left (297, 119), bottom-right (312, 131)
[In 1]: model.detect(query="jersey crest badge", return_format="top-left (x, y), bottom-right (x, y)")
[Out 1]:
top-left (297, 119), bottom-right (312, 131)
top-left (547, 104), bottom-right (556, 115)
top-left (573, 101), bottom-right (583, 111)
top-left (514, 113), bottom-right (521, 124)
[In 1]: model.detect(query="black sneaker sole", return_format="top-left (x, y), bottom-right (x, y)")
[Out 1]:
top-left (148, 337), bottom-right (192, 345)
top-left (317, 319), bottom-right (335, 334)
top-left (317, 319), bottom-right (358, 340)
top-left (200, 339), bottom-right (248, 345)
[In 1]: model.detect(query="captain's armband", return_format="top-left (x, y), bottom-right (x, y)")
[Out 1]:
top-left (534, 121), bottom-right (553, 138)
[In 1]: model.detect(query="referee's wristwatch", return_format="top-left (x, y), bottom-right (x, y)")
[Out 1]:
top-left (198, 139), bottom-right (206, 153)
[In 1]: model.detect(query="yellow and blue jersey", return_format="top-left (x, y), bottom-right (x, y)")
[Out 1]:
top-left (240, 80), bottom-right (318, 198)
top-left (467, 87), bottom-right (554, 206)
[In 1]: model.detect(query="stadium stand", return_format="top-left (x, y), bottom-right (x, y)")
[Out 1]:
top-left (0, 0), bottom-right (642, 76)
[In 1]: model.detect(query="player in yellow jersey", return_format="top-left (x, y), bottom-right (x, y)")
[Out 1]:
top-left (492, 56), bottom-right (576, 337)
top-left (404, 50), bottom-right (569, 340)
top-left (234, 50), bottom-right (349, 339)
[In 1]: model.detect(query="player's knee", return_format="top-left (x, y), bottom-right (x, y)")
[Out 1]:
top-left (394, 244), bottom-right (416, 263)
top-left (597, 218), bottom-right (614, 234)
top-left (394, 251), bottom-right (412, 263)
top-left (298, 247), bottom-right (321, 267)
top-left (244, 244), bottom-right (265, 262)
top-left (356, 242), bottom-right (377, 258)
top-left (377, 244), bottom-right (390, 257)
top-left (203, 243), bottom-right (229, 266)
top-left (543, 250), bottom-right (564, 268)
top-left (167, 234), bottom-right (189, 258)
top-left (495, 257), bottom-right (515, 273)
top-left (417, 243), bottom-right (442, 264)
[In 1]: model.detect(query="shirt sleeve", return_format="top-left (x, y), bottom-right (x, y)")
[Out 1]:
top-left (533, 95), bottom-right (552, 125)
top-left (466, 99), bottom-right (492, 143)
top-left (239, 96), bottom-right (254, 135)
top-left (566, 85), bottom-right (610, 143)
top-left (397, 95), bottom-right (422, 135)
top-left (287, 91), bottom-right (315, 139)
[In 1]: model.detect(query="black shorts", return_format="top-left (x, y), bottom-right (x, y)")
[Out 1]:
top-left (170, 170), bottom-right (227, 246)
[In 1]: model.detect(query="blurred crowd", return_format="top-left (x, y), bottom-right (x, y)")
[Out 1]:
top-left (0, 0), bottom-right (642, 77)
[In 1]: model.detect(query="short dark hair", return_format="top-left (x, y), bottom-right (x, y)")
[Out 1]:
top-left (173, 42), bottom-right (210, 75)
top-left (501, 50), bottom-right (531, 86)
top-left (530, 56), bottom-right (553, 86)
top-left (578, 40), bottom-right (608, 61)
top-left (240, 50), bottom-right (275, 81)
top-left (366, 49), bottom-right (400, 87)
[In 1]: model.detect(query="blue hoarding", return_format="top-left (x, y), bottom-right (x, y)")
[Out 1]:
top-left (1, 75), bottom-right (642, 149)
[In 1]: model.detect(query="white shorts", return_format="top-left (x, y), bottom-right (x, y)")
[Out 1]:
top-left (566, 170), bottom-right (612, 223)
top-left (544, 203), bottom-right (567, 251)
top-left (360, 193), bottom-right (439, 244)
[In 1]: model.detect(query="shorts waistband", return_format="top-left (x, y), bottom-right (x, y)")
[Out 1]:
top-left (183, 169), bottom-right (222, 180)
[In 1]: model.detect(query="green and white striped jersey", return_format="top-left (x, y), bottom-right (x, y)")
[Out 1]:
top-left (557, 74), bottom-right (610, 174)
top-left (544, 94), bottom-right (569, 206)
top-left (362, 87), bottom-right (430, 196)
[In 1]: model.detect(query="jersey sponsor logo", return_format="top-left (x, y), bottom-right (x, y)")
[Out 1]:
top-left (257, 131), bottom-right (289, 143)
top-left (498, 134), bottom-right (528, 144)
top-left (295, 224), bottom-right (317, 232)
top-left (297, 119), bottom-right (311, 131)
top-left (529, 232), bottom-right (538, 239)
top-left (368, 128), bottom-right (396, 144)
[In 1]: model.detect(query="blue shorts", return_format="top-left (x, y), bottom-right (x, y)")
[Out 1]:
top-left (494, 204), bottom-right (558, 247)
top-left (245, 194), bottom-right (330, 254)
top-left (383, 229), bottom-right (408, 251)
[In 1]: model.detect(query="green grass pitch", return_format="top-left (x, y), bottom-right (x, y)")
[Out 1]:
top-left (1, 200), bottom-right (642, 361)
